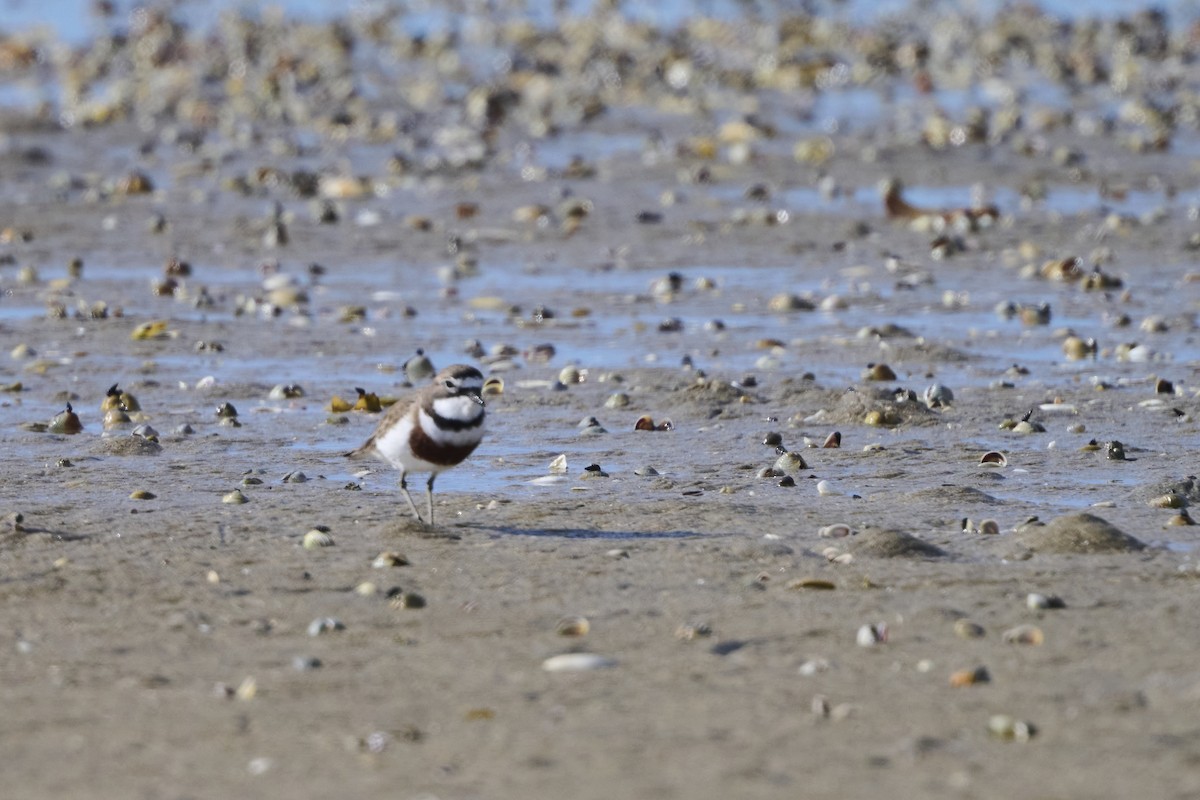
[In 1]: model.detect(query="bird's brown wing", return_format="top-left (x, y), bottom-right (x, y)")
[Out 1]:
top-left (343, 386), bottom-right (423, 459)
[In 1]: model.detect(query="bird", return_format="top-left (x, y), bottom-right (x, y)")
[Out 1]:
top-left (403, 348), bottom-right (435, 384)
top-left (345, 364), bottom-right (486, 527)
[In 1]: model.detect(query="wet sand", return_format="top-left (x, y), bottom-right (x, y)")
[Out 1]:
top-left (3, 2), bottom-right (1200, 798)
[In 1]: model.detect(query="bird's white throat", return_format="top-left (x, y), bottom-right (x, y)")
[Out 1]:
top-left (431, 394), bottom-right (484, 423)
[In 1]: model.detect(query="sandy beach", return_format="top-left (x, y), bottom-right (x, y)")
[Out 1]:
top-left (2, 2), bottom-right (1200, 797)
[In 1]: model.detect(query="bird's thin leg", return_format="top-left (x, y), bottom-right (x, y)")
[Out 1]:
top-left (426, 473), bottom-right (437, 528)
top-left (398, 472), bottom-right (424, 523)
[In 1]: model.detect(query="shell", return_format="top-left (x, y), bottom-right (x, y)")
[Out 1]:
top-left (949, 666), bottom-right (990, 687)
top-left (979, 451), bottom-right (1007, 466)
top-left (352, 388), bottom-right (382, 413)
top-left (556, 616), bottom-right (590, 637)
top-left (268, 384), bottom-right (305, 400)
top-left (863, 363), bottom-right (897, 381)
top-left (816, 480), bottom-right (841, 496)
top-left (818, 523), bottom-right (853, 538)
top-left (977, 519), bottom-right (1000, 535)
top-left (306, 617), bottom-right (345, 636)
top-left (1002, 624), bottom-right (1045, 645)
top-left (923, 384), bottom-right (954, 408)
top-left (1026, 593), bottom-right (1065, 610)
top-left (389, 592), bottom-right (426, 609)
top-left (222, 489), bottom-right (249, 505)
top-left (542, 653), bottom-right (617, 672)
top-left (372, 551), bottom-right (410, 568)
top-left (48, 404), bottom-right (83, 435)
top-left (822, 431), bottom-right (841, 448)
top-left (302, 529), bottom-right (335, 549)
top-left (131, 320), bottom-right (170, 340)
top-left (548, 454), bottom-right (568, 474)
top-left (772, 451), bottom-right (808, 473)
top-left (988, 714), bottom-right (1035, 741)
top-left (953, 619), bottom-right (986, 639)
top-left (787, 578), bottom-right (836, 591)
top-left (103, 408), bottom-right (132, 429)
top-left (605, 392), bottom-right (630, 409)
top-left (856, 623), bottom-right (888, 647)
top-left (482, 377), bottom-right (504, 395)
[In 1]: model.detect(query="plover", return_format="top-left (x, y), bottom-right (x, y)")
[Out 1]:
top-left (345, 364), bottom-right (486, 527)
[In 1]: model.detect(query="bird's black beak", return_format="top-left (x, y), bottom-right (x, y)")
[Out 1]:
top-left (467, 388), bottom-right (485, 406)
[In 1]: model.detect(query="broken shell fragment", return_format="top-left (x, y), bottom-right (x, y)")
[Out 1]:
top-left (131, 320), bottom-right (170, 341)
top-left (788, 578), bottom-right (836, 590)
top-left (675, 623), bottom-right (713, 641)
top-left (542, 653), bottom-right (617, 672)
top-left (856, 623), bottom-right (888, 647)
top-left (389, 591), bottom-right (426, 609)
top-left (954, 619), bottom-right (986, 639)
top-left (979, 451), bottom-right (1007, 467)
top-left (1002, 624), bottom-right (1045, 645)
top-left (302, 529), bottom-right (335, 549)
top-left (352, 387), bottom-right (382, 413)
top-left (989, 714), bottom-right (1036, 741)
top-left (268, 384), bottom-right (305, 400)
top-left (1026, 593), bottom-right (1065, 610)
top-left (307, 617), bottom-right (344, 636)
top-left (556, 616), bottom-right (590, 637)
top-left (949, 666), bottom-right (990, 687)
top-left (372, 551), bottom-right (409, 568)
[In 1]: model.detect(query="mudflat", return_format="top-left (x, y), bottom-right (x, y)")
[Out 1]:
top-left (2, 4), bottom-right (1200, 798)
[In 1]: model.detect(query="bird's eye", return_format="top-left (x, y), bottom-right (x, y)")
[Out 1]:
top-left (444, 379), bottom-right (455, 390)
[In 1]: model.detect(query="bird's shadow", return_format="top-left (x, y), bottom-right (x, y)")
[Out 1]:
top-left (455, 522), bottom-right (705, 540)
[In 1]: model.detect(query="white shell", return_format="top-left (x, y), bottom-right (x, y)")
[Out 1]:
top-left (541, 653), bottom-right (617, 672)
top-left (856, 623), bottom-right (888, 647)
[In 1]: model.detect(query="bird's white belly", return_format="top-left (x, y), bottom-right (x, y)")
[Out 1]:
top-left (371, 408), bottom-right (483, 474)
